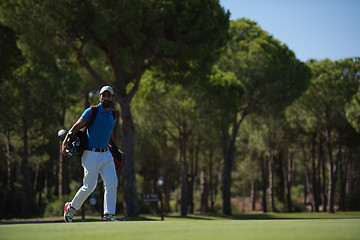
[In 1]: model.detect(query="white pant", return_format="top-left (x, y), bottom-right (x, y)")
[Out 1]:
top-left (71, 150), bottom-right (118, 215)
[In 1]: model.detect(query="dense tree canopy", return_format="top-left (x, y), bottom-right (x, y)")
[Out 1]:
top-left (0, 0), bottom-right (230, 217)
top-left (0, 1), bottom-right (359, 220)
top-left (214, 18), bottom-right (311, 215)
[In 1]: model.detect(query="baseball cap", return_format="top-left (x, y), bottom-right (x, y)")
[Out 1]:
top-left (100, 86), bottom-right (114, 95)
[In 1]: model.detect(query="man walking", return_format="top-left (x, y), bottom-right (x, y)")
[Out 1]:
top-left (62, 86), bottom-right (119, 222)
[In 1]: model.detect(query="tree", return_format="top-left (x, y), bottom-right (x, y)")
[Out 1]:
top-left (205, 66), bottom-right (245, 215)
top-left (136, 71), bottom-right (200, 216)
top-left (0, 19), bottom-right (83, 219)
top-left (0, 22), bottom-right (24, 137)
top-left (345, 58), bottom-right (360, 132)
top-left (289, 58), bottom-right (360, 213)
top-left (0, 22), bottom-right (24, 218)
top-left (215, 18), bottom-right (311, 215)
top-left (0, 0), bottom-right (230, 217)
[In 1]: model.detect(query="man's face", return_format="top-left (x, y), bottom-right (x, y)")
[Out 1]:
top-left (99, 91), bottom-right (114, 108)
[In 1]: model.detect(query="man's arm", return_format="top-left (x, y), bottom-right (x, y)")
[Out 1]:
top-left (61, 116), bottom-right (87, 157)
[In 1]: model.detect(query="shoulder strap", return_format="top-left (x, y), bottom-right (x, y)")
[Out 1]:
top-left (109, 137), bottom-right (117, 148)
top-left (87, 105), bottom-right (98, 126)
top-left (111, 108), bottom-right (116, 121)
top-left (87, 106), bottom-right (115, 127)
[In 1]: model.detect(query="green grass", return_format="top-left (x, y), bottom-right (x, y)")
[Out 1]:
top-left (1, 213), bottom-right (360, 240)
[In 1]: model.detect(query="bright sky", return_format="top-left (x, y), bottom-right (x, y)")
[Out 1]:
top-left (219, 0), bottom-right (360, 62)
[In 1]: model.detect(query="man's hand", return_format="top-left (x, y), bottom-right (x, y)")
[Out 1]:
top-left (61, 116), bottom-right (87, 157)
top-left (62, 137), bottom-right (72, 157)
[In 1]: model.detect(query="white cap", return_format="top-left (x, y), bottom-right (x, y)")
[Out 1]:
top-left (100, 86), bottom-right (114, 95)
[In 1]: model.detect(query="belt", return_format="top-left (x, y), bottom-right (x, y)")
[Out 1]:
top-left (85, 147), bottom-right (109, 152)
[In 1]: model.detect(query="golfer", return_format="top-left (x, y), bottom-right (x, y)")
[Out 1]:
top-left (62, 86), bottom-right (119, 222)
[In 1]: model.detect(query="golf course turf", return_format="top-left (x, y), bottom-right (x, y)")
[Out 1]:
top-left (1, 213), bottom-right (359, 240)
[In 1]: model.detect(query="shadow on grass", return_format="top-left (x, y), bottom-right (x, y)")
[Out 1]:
top-left (0, 219), bottom-right (65, 225)
top-left (2, 212), bottom-right (359, 224)
top-left (211, 212), bottom-right (360, 220)
top-left (162, 215), bottom-right (217, 220)
top-left (150, 212), bottom-right (360, 221)
top-left (0, 216), bottom-right (165, 224)
top-left (231, 213), bottom-right (309, 220)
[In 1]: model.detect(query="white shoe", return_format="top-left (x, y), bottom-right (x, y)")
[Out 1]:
top-left (63, 202), bottom-right (76, 223)
top-left (102, 214), bottom-right (120, 222)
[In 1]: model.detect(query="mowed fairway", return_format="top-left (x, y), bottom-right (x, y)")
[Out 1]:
top-left (1, 216), bottom-right (360, 240)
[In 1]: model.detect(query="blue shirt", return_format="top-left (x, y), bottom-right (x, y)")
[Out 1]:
top-left (81, 103), bottom-right (115, 149)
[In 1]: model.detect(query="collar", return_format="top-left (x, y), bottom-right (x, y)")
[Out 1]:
top-left (98, 103), bottom-right (111, 112)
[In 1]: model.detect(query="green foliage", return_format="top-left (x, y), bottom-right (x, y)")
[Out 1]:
top-left (219, 18), bottom-right (311, 116)
top-left (345, 57), bottom-right (360, 131)
top-left (286, 58), bottom-right (360, 140)
top-left (43, 196), bottom-right (69, 217)
top-left (0, 0), bottom-right (359, 220)
top-left (205, 66), bottom-right (245, 126)
top-left (0, 1), bottom-right (230, 217)
top-left (0, 22), bottom-right (23, 79)
top-left (1, 0), bottom-right (229, 90)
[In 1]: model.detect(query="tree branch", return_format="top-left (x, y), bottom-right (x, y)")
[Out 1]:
top-left (229, 105), bottom-right (249, 148)
top-left (73, 41), bottom-right (105, 87)
top-left (163, 125), bottom-right (179, 141)
top-left (127, 54), bottom-right (163, 102)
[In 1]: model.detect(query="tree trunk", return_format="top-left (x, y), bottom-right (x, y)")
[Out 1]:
top-left (222, 149), bottom-right (234, 215)
top-left (119, 100), bottom-right (139, 217)
top-left (277, 151), bottom-right (285, 205)
top-left (189, 137), bottom-right (200, 213)
top-left (283, 151), bottom-right (293, 212)
top-left (179, 131), bottom-right (188, 216)
top-left (5, 130), bottom-right (16, 215)
top-left (22, 118), bottom-right (30, 218)
top-left (33, 163), bottom-right (39, 192)
top-left (200, 167), bottom-right (209, 213)
top-left (58, 140), bottom-right (63, 199)
top-left (209, 149), bottom-right (215, 212)
top-left (187, 136), bottom-right (197, 214)
top-left (5, 130), bottom-right (12, 192)
top-left (59, 107), bottom-right (69, 196)
top-left (338, 156), bottom-right (346, 211)
top-left (221, 127), bottom-right (234, 215)
top-left (194, 139), bottom-right (200, 210)
top-left (251, 180), bottom-right (256, 211)
top-left (164, 174), bottom-right (171, 212)
top-left (242, 183), bottom-right (246, 212)
top-left (311, 133), bottom-right (319, 212)
top-left (327, 142), bottom-right (340, 213)
top-left (303, 149), bottom-right (314, 211)
top-left (268, 148), bottom-right (275, 212)
top-left (80, 45), bottom-right (141, 217)
top-left (319, 135), bottom-right (327, 212)
top-left (326, 129), bottom-right (337, 213)
top-left (343, 153), bottom-right (351, 211)
top-left (52, 148), bottom-right (59, 197)
top-left (259, 153), bottom-right (267, 212)
top-left (317, 134), bottom-right (323, 210)
top-left (187, 178), bottom-right (194, 214)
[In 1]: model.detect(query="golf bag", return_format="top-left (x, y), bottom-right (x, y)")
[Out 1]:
top-left (109, 138), bottom-right (125, 173)
top-left (66, 131), bottom-right (86, 156)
